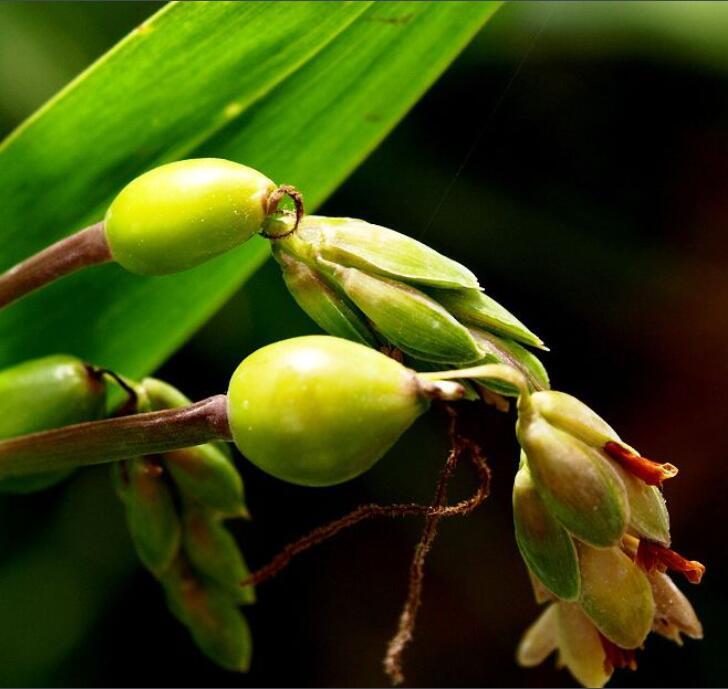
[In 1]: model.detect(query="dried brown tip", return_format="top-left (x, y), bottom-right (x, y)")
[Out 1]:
top-left (599, 634), bottom-right (638, 673)
top-left (604, 441), bottom-right (678, 487)
top-left (636, 540), bottom-right (705, 584)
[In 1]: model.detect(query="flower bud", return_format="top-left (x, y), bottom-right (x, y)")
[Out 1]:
top-left (124, 456), bottom-right (181, 576)
top-left (160, 557), bottom-right (252, 672)
top-left (517, 408), bottom-right (628, 547)
top-left (469, 328), bottom-right (549, 394)
top-left (556, 602), bottom-right (612, 688)
top-left (278, 215), bottom-right (479, 289)
top-left (577, 543), bottom-right (655, 649)
top-left (529, 391), bottom-right (671, 545)
top-left (227, 336), bottom-right (432, 487)
top-left (273, 249), bottom-right (376, 346)
top-left (182, 505), bottom-right (255, 605)
top-left (433, 287), bottom-right (545, 350)
top-left (105, 158), bottom-right (275, 275)
top-left (143, 378), bottom-right (248, 517)
top-left (513, 461), bottom-right (580, 601)
top-left (516, 603), bottom-right (558, 667)
top-left (0, 354), bottom-right (106, 493)
top-left (648, 571), bottom-right (703, 644)
top-left (327, 265), bottom-right (484, 364)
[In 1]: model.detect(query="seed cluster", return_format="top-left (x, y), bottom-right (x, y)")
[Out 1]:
top-left (0, 157), bottom-right (706, 687)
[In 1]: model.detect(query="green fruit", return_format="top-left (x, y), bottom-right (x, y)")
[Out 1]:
top-left (0, 354), bottom-right (106, 493)
top-left (105, 158), bottom-right (275, 275)
top-left (227, 336), bottom-right (428, 487)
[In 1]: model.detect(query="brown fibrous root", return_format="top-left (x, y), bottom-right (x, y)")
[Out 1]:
top-left (241, 403), bottom-right (491, 687)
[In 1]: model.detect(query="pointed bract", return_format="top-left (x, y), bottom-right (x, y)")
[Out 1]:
top-left (577, 543), bottom-right (655, 650)
top-left (556, 602), bottom-right (612, 688)
top-left (433, 287), bottom-right (545, 349)
top-left (274, 248), bottom-right (377, 346)
top-left (649, 571), bottom-right (703, 644)
top-left (513, 461), bottom-right (580, 601)
top-left (328, 265), bottom-right (484, 364)
top-left (516, 603), bottom-right (558, 667)
top-left (287, 215), bottom-right (480, 289)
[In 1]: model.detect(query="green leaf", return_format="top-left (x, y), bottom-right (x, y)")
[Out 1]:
top-left (0, 0), bottom-right (500, 378)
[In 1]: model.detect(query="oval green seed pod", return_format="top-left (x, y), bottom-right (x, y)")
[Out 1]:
top-left (278, 215), bottom-right (479, 289)
top-left (142, 377), bottom-right (248, 517)
top-left (227, 336), bottom-right (429, 487)
top-left (160, 557), bottom-right (252, 672)
top-left (273, 248), bottom-right (377, 347)
top-left (433, 287), bottom-right (545, 350)
top-left (577, 543), bottom-right (655, 650)
top-left (513, 461), bottom-right (580, 601)
top-left (182, 505), bottom-right (254, 605)
top-left (0, 354), bottom-right (106, 493)
top-left (327, 265), bottom-right (484, 365)
top-left (517, 411), bottom-right (628, 548)
top-left (620, 467), bottom-right (670, 545)
top-left (105, 158), bottom-right (275, 275)
top-left (125, 456), bottom-right (181, 576)
top-left (556, 602), bottom-right (612, 689)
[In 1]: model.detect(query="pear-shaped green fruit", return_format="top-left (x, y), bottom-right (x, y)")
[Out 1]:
top-left (105, 158), bottom-right (275, 275)
top-left (227, 336), bottom-right (429, 487)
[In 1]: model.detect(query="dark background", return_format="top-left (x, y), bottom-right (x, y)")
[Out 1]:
top-left (0, 2), bottom-right (726, 686)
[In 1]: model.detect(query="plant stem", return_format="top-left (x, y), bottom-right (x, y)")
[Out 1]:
top-left (0, 222), bottom-right (112, 309)
top-left (421, 363), bottom-right (529, 398)
top-left (0, 395), bottom-right (230, 480)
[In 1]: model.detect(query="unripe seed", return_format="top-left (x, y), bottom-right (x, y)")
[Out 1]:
top-left (273, 248), bottom-right (377, 346)
top-left (513, 461), bottom-right (580, 601)
top-left (517, 411), bottom-right (628, 548)
top-left (105, 158), bottom-right (275, 275)
top-left (182, 505), bottom-right (255, 605)
top-left (328, 265), bottom-right (484, 364)
top-left (555, 602), bottom-right (612, 688)
top-left (0, 354), bottom-right (106, 493)
top-left (278, 215), bottom-right (480, 289)
top-left (227, 336), bottom-right (430, 487)
top-left (160, 557), bottom-right (252, 672)
top-left (433, 287), bottom-right (545, 350)
top-left (124, 455), bottom-right (181, 576)
top-left (577, 543), bottom-right (655, 649)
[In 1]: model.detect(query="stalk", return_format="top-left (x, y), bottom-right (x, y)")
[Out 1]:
top-left (0, 222), bottom-right (112, 309)
top-left (0, 395), bottom-right (230, 480)
top-left (420, 363), bottom-right (530, 397)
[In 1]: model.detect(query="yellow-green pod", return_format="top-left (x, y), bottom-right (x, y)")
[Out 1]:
top-left (182, 505), bottom-right (254, 605)
top-left (0, 354), bottom-right (106, 493)
top-left (513, 461), bottom-right (579, 601)
top-left (160, 558), bottom-right (252, 672)
top-left (577, 543), bottom-right (655, 649)
top-left (227, 336), bottom-right (430, 487)
top-left (105, 158), bottom-right (275, 275)
top-left (125, 456), bottom-right (181, 577)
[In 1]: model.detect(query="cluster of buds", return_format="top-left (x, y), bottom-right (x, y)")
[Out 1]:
top-left (266, 214), bottom-right (548, 398)
top-left (513, 389), bottom-right (704, 687)
top-left (112, 377), bottom-right (253, 672)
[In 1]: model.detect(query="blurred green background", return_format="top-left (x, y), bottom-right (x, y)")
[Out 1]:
top-left (1, 2), bottom-right (726, 686)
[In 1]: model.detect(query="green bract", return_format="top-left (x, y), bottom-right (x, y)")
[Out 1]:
top-left (105, 158), bottom-right (275, 275)
top-left (513, 460), bottom-right (579, 601)
top-left (0, 354), bottom-right (106, 493)
top-left (227, 336), bottom-right (429, 487)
